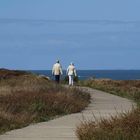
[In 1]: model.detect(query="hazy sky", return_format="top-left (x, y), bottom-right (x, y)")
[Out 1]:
top-left (0, 0), bottom-right (140, 70)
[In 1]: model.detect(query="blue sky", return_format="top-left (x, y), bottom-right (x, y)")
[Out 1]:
top-left (0, 0), bottom-right (140, 70)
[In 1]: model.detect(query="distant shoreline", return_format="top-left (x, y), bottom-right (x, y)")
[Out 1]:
top-left (29, 70), bottom-right (140, 80)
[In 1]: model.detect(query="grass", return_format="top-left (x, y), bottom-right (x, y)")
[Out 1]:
top-left (0, 69), bottom-right (90, 134)
top-left (77, 79), bottom-right (140, 140)
top-left (79, 79), bottom-right (140, 103)
top-left (77, 108), bottom-right (140, 140)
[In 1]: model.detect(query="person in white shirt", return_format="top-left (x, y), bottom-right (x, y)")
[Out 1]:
top-left (52, 60), bottom-right (63, 83)
top-left (67, 62), bottom-right (77, 86)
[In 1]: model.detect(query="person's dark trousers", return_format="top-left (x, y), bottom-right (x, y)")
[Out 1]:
top-left (55, 75), bottom-right (60, 83)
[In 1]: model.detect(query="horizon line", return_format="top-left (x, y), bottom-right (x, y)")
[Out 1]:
top-left (28, 69), bottom-right (140, 71)
top-left (0, 18), bottom-right (140, 24)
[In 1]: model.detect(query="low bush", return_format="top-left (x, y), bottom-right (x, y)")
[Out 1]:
top-left (0, 69), bottom-right (90, 134)
top-left (63, 76), bottom-right (79, 84)
top-left (80, 79), bottom-right (140, 102)
top-left (77, 108), bottom-right (140, 140)
top-left (77, 79), bottom-right (140, 140)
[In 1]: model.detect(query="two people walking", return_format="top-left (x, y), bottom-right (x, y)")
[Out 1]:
top-left (52, 60), bottom-right (77, 86)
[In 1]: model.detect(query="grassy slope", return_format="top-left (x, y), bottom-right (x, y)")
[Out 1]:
top-left (77, 79), bottom-right (140, 140)
top-left (79, 79), bottom-right (140, 103)
top-left (0, 69), bottom-right (90, 134)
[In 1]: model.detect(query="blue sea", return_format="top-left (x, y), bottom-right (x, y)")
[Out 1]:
top-left (29, 70), bottom-right (140, 80)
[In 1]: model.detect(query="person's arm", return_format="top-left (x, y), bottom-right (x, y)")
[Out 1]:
top-left (74, 67), bottom-right (77, 77)
top-left (60, 65), bottom-right (63, 75)
top-left (52, 65), bottom-right (55, 75)
top-left (66, 67), bottom-right (69, 75)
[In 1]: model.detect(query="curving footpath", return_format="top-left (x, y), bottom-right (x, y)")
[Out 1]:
top-left (0, 87), bottom-right (136, 140)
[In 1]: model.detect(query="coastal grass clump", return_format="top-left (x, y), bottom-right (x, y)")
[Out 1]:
top-left (0, 69), bottom-right (90, 134)
top-left (77, 79), bottom-right (140, 140)
top-left (80, 79), bottom-right (140, 102)
top-left (77, 108), bottom-right (140, 140)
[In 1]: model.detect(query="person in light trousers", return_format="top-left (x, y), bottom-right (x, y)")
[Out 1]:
top-left (67, 62), bottom-right (77, 86)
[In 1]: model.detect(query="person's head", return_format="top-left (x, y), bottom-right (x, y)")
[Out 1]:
top-left (70, 62), bottom-right (74, 65)
top-left (56, 60), bottom-right (59, 63)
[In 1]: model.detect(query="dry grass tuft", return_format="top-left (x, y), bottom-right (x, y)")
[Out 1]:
top-left (80, 79), bottom-right (140, 102)
top-left (0, 69), bottom-right (90, 134)
top-left (77, 108), bottom-right (140, 140)
top-left (77, 79), bottom-right (140, 140)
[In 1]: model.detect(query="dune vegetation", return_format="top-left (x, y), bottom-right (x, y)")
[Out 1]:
top-left (0, 69), bottom-right (90, 134)
top-left (79, 79), bottom-right (140, 102)
top-left (77, 79), bottom-right (140, 140)
top-left (77, 108), bottom-right (140, 140)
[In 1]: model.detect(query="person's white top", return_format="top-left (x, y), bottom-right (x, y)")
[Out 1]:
top-left (67, 64), bottom-right (77, 76)
top-left (52, 63), bottom-right (63, 75)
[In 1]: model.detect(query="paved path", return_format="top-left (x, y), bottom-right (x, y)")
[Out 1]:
top-left (0, 87), bottom-right (135, 140)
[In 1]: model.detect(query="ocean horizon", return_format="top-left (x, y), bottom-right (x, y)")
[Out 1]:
top-left (29, 70), bottom-right (140, 80)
